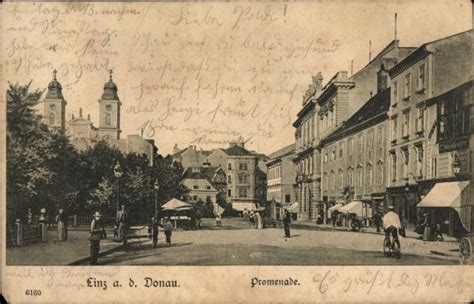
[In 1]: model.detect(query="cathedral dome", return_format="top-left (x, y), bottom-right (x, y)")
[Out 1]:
top-left (101, 70), bottom-right (119, 100)
top-left (46, 70), bottom-right (64, 99)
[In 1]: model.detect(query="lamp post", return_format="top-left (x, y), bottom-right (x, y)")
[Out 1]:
top-left (113, 161), bottom-right (123, 218)
top-left (154, 180), bottom-right (160, 218)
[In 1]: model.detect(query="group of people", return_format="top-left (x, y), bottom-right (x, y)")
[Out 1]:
top-left (89, 206), bottom-right (175, 265)
top-left (243, 209), bottom-right (264, 229)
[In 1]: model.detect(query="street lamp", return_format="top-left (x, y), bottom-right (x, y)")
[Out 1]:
top-left (154, 180), bottom-right (160, 218)
top-left (113, 161), bottom-right (123, 217)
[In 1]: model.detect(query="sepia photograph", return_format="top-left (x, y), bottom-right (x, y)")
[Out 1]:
top-left (1, 0), bottom-right (474, 302)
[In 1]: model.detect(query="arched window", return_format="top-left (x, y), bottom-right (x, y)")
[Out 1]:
top-left (49, 112), bottom-right (55, 125)
top-left (106, 113), bottom-right (111, 125)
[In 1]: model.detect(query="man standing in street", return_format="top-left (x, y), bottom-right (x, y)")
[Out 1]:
top-left (89, 211), bottom-right (107, 265)
top-left (373, 211), bottom-right (382, 233)
top-left (151, 215), bottom-right (160, 248)
top-left (283, 209), bottom-right (291, 238)
top-left (116, 205), bottom-right (128, 245)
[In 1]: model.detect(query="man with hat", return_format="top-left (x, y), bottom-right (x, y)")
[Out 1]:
top-left (383, 205), bottom-right (402, 256)
top-left (283, 209), bottom-right (291, 238)
top-left (89, 211), bottom-right (107, 265)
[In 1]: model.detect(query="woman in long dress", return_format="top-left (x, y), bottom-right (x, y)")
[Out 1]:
top-left (56, 208), bottom-right (66, 241)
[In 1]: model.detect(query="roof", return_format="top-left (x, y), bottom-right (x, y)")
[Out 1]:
top-left (102, 73), bottom-right (119, 100)
top-left (389, 29), bottom-right (473, 78)
top-left (183, 166), bottom-right (222, 180)
top-left (225, 145), bottom-right (253, 156)
top-left (45, 70), bottom-right (64, 99)
top-left (268, 143), bottom-right (295, 160)
top-left (321, 88), bottom-right (390, 145)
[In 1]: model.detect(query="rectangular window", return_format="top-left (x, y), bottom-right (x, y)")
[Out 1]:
top-left (193, 196), bottom-right (198, 200)
top-left (285, 194), bottom-right (291, 203)
top-left (392, 117), bottom-right (398, 142)
top-left (331, 173), bottom-right (336, 190)
top-left (417, 64), bottom-right (425, 90)
top-left (206, 186), bottom-right (211, 190)
top-left (402, 149), bottom-right (409, 180)
top-left (323, 175), bottom-right (328, 190)
top-left (393, 81), bottom-right (398, 103)
top-left (206, 196), bottom-right (211, 202)
top-left (431, 157), bottom-right (438, 178)
top-left (227, 175), bottom-right (232, 184)
top-left (416, 146), bottom-right (424, 178)
top-left (404, 73), bottom-right (411, 99)
top-left (416, 107), bottom-right (425, 133)
top-left (331, 150), bottom-right (336, 161)
top-left (377, 166), bottom-right (384, 185)
top-left (391, 153), bottom-right (397, 182)
top-left (228, 163), bottom-right (232, 170)
top-left (338, 172), bottom-right (344, 189)
top-left (358, 169), bottom-right (363, 187)
top-left (402, 111), bottom-right (410, 138)
top-left (239, 163), bottom-right (248, 171)
top-left (347, 171), bottom-right (353, 186)
top-left (367, 166), bottom-right (373, 186)
top-left (238, 188), bottom-right (248, 198)
top-left (238, 174), bottom-right (248, 184)
top-left (193, 185), bottom-right (199, 189)
top-left (228, 189), bottom-right (232, 197)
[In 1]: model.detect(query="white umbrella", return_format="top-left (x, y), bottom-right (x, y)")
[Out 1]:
top-left (161, 198), bottom-right (192, 210)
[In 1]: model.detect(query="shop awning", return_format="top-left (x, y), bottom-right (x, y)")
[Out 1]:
top-left (328, 203), bottom-right (343, 217)
top-left (339, 201), bottom-right (364, 217)
top-left (287, 202), bottom-right (299, 213)
top-left (417, 181), bottom-right (470, 209)
top-left (232, 202), bottom-right (257, 211)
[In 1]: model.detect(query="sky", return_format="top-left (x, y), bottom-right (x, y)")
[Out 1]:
top-left (2, 0), bottom-right (472, 155)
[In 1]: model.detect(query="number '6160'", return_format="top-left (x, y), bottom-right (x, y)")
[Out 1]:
top-left (25, 289), bottom-right (42, 296)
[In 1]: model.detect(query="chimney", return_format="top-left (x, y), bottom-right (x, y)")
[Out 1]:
top-left (377, 64), bottom-right (388, 93)
top-left (79, 108), bottom-right (83, 118)
top-left (203, 159), bottom-right (211, 168)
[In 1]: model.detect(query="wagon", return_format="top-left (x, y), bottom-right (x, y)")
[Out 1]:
top-left (459, 233), bottom-right (473, 265)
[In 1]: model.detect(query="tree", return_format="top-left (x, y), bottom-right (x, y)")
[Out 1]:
top-left (87, 177), bottom-right (114, 215)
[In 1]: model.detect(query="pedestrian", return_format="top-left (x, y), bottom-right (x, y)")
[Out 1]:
top-left (164, 217), bottom-right (173, 246)
top-left (116, 205), bottom-right (128, 245)
top-left (151, 216), bottom-right (160, 248)
top-left (283, 209), bottom-right (291, 238)
top-left (331, 210), bottom-right (337, 227)
top-left (89, 211), bottom-right (107, 265)
top-left (255, 211), bottom-right (263, 229)
top-left (216, 214), bottom-right (222, 227)
top-left (55, 208), bottom-right (66, 241)
top-left (373, 211), bottom-right (382, 233)
top-left (422, 213), bottom-right (432, 241)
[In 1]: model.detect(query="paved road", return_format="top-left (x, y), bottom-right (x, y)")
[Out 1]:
top-left (94, 223), bottom-right (459, 266)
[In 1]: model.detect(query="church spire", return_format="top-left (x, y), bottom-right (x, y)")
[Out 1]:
top-left (102, 69), bottom-right (118, 100)
top-left (46, 69), bottom-right (63, 99)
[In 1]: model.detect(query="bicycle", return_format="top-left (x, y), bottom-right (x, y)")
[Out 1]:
top-left (383, 226), bottom-right (401, 259)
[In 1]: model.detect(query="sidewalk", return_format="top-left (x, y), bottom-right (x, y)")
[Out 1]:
top-left (6, 229), bottom-right (123, 265)
top-left (292, 221), bottom-right (460, 261)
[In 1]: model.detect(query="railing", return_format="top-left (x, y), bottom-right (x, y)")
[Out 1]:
top-left (32, 215), bottom-right (116, 227)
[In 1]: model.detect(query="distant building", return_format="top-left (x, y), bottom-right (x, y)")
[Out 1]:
top-left (225, 142), bottom-right (267, 211)
top-left (172, 142), bottom-right (267, 211)
top-left (42, 70), bottom-right (157, 165)
top-left (182, 168), bottom-right (220, 204)
top-left (266, 144), bottom-right (296, 220)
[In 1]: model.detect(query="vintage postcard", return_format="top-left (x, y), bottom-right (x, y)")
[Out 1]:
top-left (1, 0), bottom-right (474, 302)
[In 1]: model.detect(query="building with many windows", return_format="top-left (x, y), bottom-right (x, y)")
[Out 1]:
top-left (387, 29), bottom-right (473, 234)
top-left (293, 40), bottom-right (415, 222)
top-left (225, 142), bottom-right (267, 211)
top-left (266, 144), bottom-right (296, 220)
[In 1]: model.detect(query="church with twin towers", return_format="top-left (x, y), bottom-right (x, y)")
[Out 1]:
top-left (42, 69), bottom-right (157, 165)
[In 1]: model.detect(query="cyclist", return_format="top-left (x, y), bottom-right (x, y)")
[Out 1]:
top-left (383, 205), bottom-right (402, 258)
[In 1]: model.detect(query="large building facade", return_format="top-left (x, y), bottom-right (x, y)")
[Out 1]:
top-left (266, 144), bottom-right (296, 220)
top-left (42, 71), bottom-right (156, 164)
top-left (293, 40), bottom-right (415, 222)
top-left (387, 29), bottom-right (474, 234)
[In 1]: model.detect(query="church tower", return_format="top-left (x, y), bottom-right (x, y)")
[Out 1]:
top-left (43, 69), bottom-right (67, 130)
top-left (97, 70), bottom-right (121, 141)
